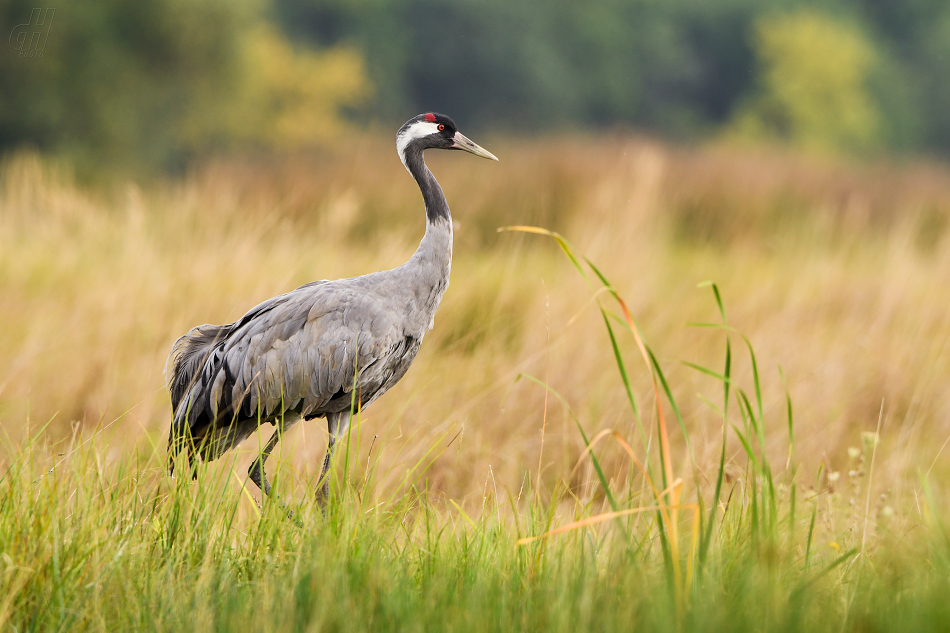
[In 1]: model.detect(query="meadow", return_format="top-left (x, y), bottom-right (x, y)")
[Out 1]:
top-left (3, 136), bottom-right (950, 630)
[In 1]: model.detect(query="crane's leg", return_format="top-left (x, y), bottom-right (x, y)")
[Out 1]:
top-left (247, 430), bottom-right (282, 497)
top-left (248, 417), bottom-right (301, 524)
top-left (315, 410), bottom-right (352, 512)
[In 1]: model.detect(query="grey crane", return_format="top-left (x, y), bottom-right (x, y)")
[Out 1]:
top-left (165, 113), bottom-right (497, 513)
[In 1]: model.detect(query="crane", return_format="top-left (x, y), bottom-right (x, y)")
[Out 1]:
top-left (165, 113), bottom-right (497, 515)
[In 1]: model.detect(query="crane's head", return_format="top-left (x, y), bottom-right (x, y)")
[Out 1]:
top-left (397, 113), bottom-right (498, 169)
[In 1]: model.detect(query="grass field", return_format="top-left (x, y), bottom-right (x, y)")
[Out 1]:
top-left (3, 137), bottom-right (950, 630)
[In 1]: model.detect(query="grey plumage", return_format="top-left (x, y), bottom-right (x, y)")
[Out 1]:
top-left (165, 113), bottom-right (497, 513)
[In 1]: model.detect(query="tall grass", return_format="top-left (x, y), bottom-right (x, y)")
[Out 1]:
top-left (1, 228), bottom-right (949, 631)
top-left (3, 138), bottom-right (950, 628)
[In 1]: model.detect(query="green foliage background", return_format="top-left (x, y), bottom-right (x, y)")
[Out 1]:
top-left (0, 0), bottom-right (368, 174)
top-left (275, 0), bottom-right (950, 149)
top-left (4, 0), bottom-right (950, 168)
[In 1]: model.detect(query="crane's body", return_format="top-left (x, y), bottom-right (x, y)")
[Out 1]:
top-left (165, 113), bottom-right (496, 511)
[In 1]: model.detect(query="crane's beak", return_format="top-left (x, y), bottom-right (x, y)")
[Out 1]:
top-left (451, 132), bottom-right (499, 161)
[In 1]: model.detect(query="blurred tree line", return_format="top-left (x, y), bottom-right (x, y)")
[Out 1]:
top-left (0, 0), bottom-right (367, 174)
top-left (3, 0), bottom-right (950, 172)
top-left (276, 0), bottom-right (950, 153)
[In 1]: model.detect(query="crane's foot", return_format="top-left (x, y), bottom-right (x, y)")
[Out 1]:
top-left (314, 478), bottom-right (331, 520)
top-left (279, 503), bottom-right (304, 528)
top-left (248, 461), bottom-right (303, 527)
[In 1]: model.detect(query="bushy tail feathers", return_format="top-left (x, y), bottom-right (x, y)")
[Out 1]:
top-left (165, 323), bottom-right (233, 475)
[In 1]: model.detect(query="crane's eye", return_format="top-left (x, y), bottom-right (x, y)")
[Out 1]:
top-left (438, 124), bottom-right (445, 131)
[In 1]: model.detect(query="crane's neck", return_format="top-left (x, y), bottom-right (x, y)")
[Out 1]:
top-left (401, 148), bottom-right (452, 327)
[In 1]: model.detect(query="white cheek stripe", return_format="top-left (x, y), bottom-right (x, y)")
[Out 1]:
top-left (397, 121), bottom-right (441, 168)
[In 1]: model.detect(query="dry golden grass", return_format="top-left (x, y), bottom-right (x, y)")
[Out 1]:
top-left (2, 136), bottom-right (950, 516)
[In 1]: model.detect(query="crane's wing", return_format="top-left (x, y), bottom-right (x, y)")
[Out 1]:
top-left (166, 280), bottom-right (417, 461)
